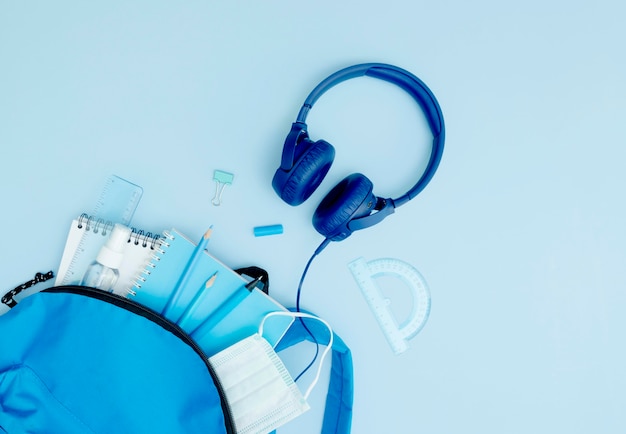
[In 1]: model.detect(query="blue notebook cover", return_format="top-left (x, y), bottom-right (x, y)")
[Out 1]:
top-left (132, 228), bottom-right (293, 356)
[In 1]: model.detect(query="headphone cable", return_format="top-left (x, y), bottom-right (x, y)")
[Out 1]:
top-left (294, 238), bottom-right (330, 382)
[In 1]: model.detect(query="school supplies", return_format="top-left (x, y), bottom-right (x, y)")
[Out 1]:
top-left (176, 272), bottom-right (218, 326)
top-left (3, 173), bottom-right (355, 433)
top-left (188, 274), bottom-right (262, 340)
top-left (162, 227), bottom-right (213, 317)
top-left (212, 169), bottom-right (234, 206)
top-left (348, 256), bottom-right (431, 354)
top-left (253, 224), bottom-right (284, 237)
top-left (92, 175), bottom-right (143, 225)
top-left (55, 214), bottom-right (162, 297)
top-left (55, 175), bottom-right (148, 294)
top-left (133, 228), bottom-right (293, 356)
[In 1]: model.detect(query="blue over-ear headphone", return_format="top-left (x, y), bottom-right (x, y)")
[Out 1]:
top-left (272, 63), bottom-right (445, 243)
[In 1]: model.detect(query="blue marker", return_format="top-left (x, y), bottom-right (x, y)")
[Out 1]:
top-left (190, 276), bottom-right (262, 339)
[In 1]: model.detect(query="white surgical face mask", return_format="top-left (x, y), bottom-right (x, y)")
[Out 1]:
top-left (209, 312), bottom-right (334, 434)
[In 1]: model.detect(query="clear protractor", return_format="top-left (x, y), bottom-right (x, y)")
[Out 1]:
top-left (348, 257), bottom-right (431, 354)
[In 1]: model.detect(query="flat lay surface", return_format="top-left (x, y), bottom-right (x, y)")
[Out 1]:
top-left (1, 1), bottom-right (625, 432)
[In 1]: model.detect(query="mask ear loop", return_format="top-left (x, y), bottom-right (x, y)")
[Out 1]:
top-left (259, 311), bottom-right (334, 400)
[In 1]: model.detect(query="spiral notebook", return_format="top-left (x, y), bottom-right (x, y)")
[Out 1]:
top-left (132, 228), bottom-right (293, 356)
top-left (55, 213), bottom-right (162, 297)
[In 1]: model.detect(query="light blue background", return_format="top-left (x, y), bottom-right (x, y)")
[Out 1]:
top-left (1, 1), bottom-right (625, 433)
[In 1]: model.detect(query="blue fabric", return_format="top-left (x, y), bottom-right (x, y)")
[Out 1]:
top-left (275, 313), bottom-right (353, 434)
top-left (0, 291), bottom-right (230, 434)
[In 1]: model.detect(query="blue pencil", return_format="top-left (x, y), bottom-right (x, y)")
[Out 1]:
top-left (162, 226), bottom-right (213, 317)
top-left (176, 271), bottom-right (218, 327)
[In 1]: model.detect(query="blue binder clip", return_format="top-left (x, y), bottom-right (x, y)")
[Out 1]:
top-left (212, 170), bottom-right (234, 206)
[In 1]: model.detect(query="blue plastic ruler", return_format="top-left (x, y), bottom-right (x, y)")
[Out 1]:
top-left (348, 256), bottom-right (431, 355)
top-left (91, 175), bottom-right (144, 225)
top-left (58, 175), bottom-right (143, 286)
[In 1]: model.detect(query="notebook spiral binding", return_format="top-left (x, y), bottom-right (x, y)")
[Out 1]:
top-left (77, 213), bottom-right (163, 250)
top-left (131, 230), bottom-right (175, 293)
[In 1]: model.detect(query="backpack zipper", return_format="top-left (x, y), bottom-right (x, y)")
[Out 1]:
top-left (44, 285), bottom-right (236, 434)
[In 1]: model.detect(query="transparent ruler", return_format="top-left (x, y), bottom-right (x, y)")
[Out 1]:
top-left (58, 175), bottom-right (143, 285)
top-left (91, 175), bottom-right (144, 225)
top-left (348, 256), bottom-right (431, 355)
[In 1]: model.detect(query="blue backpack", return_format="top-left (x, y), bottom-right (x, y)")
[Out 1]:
top-left (0, 285), bottom-right (353, 433)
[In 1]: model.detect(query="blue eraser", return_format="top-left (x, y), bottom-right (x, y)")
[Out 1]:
top-left (253, 224), bottom-right (284, 237)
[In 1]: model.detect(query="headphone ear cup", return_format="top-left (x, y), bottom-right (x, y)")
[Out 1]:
top-left (313, 173), bottom-right (376, 241)
top-left (272, 140), bottom-right (335, 206)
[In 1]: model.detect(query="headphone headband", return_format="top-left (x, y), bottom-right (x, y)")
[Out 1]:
top-left (294, 63), bottom-right (445, 207)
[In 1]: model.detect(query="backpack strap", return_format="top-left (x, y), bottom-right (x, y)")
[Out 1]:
top-left (274, 311), bottom-right (353, 434)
